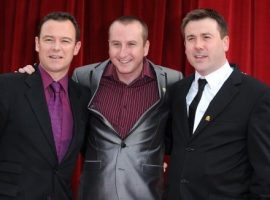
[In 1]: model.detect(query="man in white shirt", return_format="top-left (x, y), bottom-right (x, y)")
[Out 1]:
top-left (166, 8), bottom-right (270, 200)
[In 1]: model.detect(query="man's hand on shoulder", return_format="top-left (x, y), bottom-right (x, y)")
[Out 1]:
top-left (17, 65), bottom-right (36, 74)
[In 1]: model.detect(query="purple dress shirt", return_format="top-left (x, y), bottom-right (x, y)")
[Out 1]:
top-left (39, 66), bottom-right (73, 162)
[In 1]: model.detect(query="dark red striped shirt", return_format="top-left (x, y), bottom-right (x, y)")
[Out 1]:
top-left (91, 60), bottom-right (159, 139)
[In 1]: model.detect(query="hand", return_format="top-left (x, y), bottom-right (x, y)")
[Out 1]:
top-left (17, 65), bottom-right (35, 74)
top-left (163, 162), bottom-right (168, 172)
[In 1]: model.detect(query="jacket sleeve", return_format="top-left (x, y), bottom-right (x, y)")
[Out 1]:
top-left (0, 76), bottom-right (10, 134)
top-left (248, 88), bottom-right (270, 198)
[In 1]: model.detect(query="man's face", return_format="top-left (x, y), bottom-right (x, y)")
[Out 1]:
top-left (108, 21), bottom-right (149, 83)
top-left (184, 18), bottom-right (229, 76)
top-left (35, 19), bottom-right (81, 80)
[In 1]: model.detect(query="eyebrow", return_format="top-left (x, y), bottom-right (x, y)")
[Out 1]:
top-left (186, 32), bottom-right (213, 37)
top-left (42, 35), bottom-right (73, 40)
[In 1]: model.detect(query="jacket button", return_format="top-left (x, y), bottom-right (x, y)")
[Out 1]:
top-left (185, 147), bottom-right (195, 152)
top-left (53, 166), bottom-right (58, 173)
top-left (121, 142), bottom-right (126, 148)
top-left (180, 178), bottom-right (189, 184)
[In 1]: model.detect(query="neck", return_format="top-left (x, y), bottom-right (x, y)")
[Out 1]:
top-left (48, 71), bottom-right (68, 81)
top-left (117, 73), bottom-right (140, 85)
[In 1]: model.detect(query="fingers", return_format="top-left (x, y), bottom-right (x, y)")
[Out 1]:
top-left (163, 162), bottom-right (168, 172)
top-left (18, 65), bottom-right (35, 74)
top-left (18, 68), bottom-right (26, 73)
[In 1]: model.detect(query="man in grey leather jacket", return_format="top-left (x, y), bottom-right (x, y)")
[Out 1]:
top-left (73, 16), bottom-right (182, 200)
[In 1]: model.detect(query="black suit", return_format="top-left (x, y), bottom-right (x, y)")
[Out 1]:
top-left (0, 71), bottom-right (89, 199)
top-left (167, 67), bottom-right (270, 199)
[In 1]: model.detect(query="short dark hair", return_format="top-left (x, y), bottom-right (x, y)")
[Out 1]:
top-left (181, 8), bottom-right (228, 38)
top-left (109, 16), bottom-right (148, 44)
top-left (37, 11), bottom-right (80, 42)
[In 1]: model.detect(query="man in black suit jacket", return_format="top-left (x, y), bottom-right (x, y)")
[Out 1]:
top-left (0, 12), bottom-right (89, 199)
top-left (166, 9), bottom-right (270, 199)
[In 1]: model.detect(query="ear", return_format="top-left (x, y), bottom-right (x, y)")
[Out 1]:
top-left (35, 37), bottom-right (40, 52)
top-left (144, 40), bottom-right (150, 56)
top-left (73, 41), bottom-right (81, 55)
top-left (223, 35), bottom-right (229, 52)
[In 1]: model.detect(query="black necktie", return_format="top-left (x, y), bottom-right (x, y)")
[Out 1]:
top-left (188, 78), bottom-right (207, 134)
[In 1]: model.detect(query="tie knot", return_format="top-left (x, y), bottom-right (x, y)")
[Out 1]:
top-left (198, 78), bottom-right (207, 91)
top-left (51, 82), bottom-right (61, 93)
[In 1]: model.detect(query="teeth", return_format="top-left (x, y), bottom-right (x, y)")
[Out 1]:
top-left (119, 60), bottom-right (130, 64)
top-left (49, 55), bottom-right (62, 59)
top-left (195, 55), bottom-right (206, 58)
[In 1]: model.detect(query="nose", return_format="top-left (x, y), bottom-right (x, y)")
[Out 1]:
top-left (52, 41), bottom-right (61, 50)
top-left (194, 39), bottom-right (204, 49)
top-left (119, 45), bottom-right (128, 58)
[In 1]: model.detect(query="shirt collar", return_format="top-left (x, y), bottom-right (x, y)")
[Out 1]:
top-left (194, 61), bottom-right (233, 89)
top-left (39, 65), bottom-right (69, 93)
top-left (103, 59), bottom-right (156, 81)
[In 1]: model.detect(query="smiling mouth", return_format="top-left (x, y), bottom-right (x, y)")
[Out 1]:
top-left (195, 55), bottom-right (207, 58)
top-left (119, 59), bottom-right (131, 64)
top-left (49, 55), bottom-right (63, 59)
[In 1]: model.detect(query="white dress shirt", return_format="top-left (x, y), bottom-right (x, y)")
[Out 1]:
top-left (186, 61), bottom-right (233, 133)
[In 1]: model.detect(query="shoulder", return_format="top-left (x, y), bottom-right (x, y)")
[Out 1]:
top-left (236, 70), bottom-right (269, 94)
top-left (148, 60), bottom-right (183, 84)
top-left (0, 73), bottom-right (30, 107)
top-left (73, 60), bottom-right (109, 75)
top-left (160, 66), bottom-right (183, 79)
top-left (0, 72), bottom-right (28, 89)
top-left (72, 60), bottom-right (109, 84)
top-left (0, 72), bottom-right (26, 80)
top-left (73, 63), bottom-right (99, 74)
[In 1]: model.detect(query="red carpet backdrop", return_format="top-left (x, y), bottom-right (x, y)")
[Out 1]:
top-left (1, 0), bottom-right (270, 198)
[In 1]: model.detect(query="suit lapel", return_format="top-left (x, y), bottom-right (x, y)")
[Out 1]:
top-left (88, 60), bottom-right (121, 140)
top-left (152, 63), bottom-right (167, 102)
top-left (192, 68), bottom-right (242, 137)
top-left (62, 80), bottom-right (83, 162)
top-left (88, 60), bottom-right (109, 104)
top-left (24, 72), bottom-right (58, 164)
top-left (127, 62), bottom-right (166, 135)
top-left (176, 76), bottom-right (194, 141)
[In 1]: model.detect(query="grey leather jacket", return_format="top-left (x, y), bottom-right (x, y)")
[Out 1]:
top-left (72, 59), bottom-right (182, 200)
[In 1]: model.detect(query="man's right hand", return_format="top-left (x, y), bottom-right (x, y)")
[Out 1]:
top-left (18, 65), bottom-right (35, 74)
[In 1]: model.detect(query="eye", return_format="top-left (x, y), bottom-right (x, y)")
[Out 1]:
top-left (44, 38), bottom-right (53, 42)
top-left (203, 35), bottom-right (211, 40)
top-left (62, 40), bottom-right (71, 44)
top-left (111, 42), bottom-right (120, 47)
top-left (186, 37), bottom-right (195, 42)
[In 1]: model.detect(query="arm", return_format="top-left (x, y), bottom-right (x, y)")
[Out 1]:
top-left (248, 88), bottom-right (270, 198)
top-left (0, 77), bottom-right (10, 133)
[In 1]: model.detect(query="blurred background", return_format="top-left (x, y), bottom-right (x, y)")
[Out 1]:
top-left (1, 0), bottom-right (269, 85)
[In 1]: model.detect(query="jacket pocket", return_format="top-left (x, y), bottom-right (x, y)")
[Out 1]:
top-left (0, 182), bottom-right (19, 197)
top-left (83, 160), bottom-right (102, 171)
top-left (142, 164), bottom-right (163, 175)
top-left (0, 161), bottom-right (22, 197)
